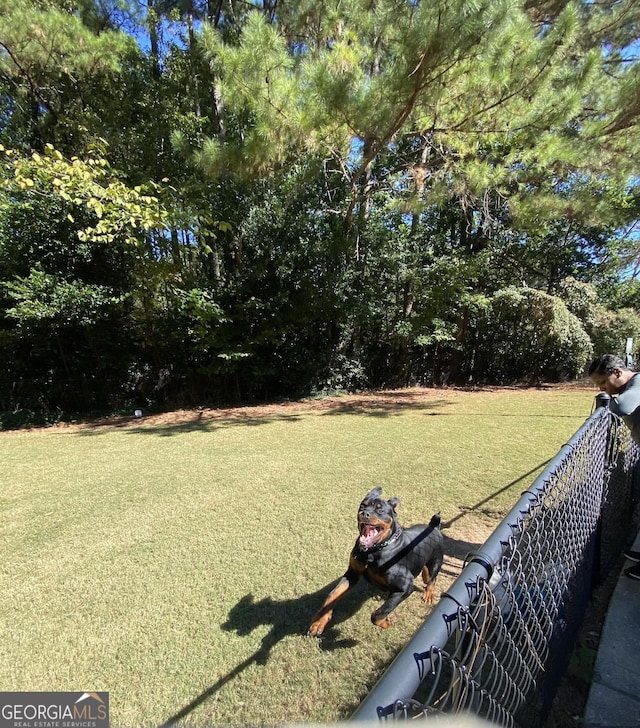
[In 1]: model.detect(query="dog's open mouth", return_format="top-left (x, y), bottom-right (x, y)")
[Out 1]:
top-left (359, 524), bottom-right (383, 549)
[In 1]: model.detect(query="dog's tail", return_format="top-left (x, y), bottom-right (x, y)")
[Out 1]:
top-left (430, 513), bottom-right (441, 529)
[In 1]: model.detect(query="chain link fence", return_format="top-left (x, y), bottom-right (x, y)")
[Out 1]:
top-left (352, 404), bottom-right (640, 727)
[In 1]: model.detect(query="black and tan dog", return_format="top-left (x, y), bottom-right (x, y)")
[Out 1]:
top-left (308, 487), bottom-right (443, 636)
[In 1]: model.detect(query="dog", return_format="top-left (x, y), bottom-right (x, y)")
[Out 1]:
top-left (308, 487), bottom-right (443, 636)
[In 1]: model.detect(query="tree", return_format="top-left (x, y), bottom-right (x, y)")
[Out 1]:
top-left (0, 0), bottom-right (135, 151)
top-left (198, 1), bottom-right (639, 228)
top-left (194, 0), bottom-right (640, 380)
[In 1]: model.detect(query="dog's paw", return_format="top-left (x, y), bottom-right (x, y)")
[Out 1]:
top-left (422, 583), bottom-right (436, 604)
top-left (307, 613), bottom-right (331, 637)
top-left (372, 612), bottom-right (396, 629)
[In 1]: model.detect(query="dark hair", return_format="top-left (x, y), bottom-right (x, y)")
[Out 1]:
top-left (588, 354), bottom-right (628, 377)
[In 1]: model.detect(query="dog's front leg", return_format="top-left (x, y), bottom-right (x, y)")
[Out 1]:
top-left (371, 574), bottom-right (413, 629)
top-left (308, 563), bottom-right (361, 637)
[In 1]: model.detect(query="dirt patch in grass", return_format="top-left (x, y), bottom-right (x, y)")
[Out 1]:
top-left (52, 381), bottom-right (596, 432)
top-left (56, 386), bottom-right (487, 429)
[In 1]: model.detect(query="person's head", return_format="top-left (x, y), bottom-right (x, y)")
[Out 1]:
top-left (588, 354), bottom-right (635, 395)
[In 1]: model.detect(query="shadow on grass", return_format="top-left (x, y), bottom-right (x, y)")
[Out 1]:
top-left (75, 412), bottom-right (306, 436)
top-left (75, 396), bottom-right (454, 437)
top-left (158, 580), bottom-right (372, 727)
top-left (441, 457), bottom-right (552, 532)
top-left (75, 402), bottom-right (587, 438)
top-left (436, 458), bottom-right (553, 575)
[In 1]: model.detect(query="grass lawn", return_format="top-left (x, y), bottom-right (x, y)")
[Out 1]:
top-left (0, 385), bottom-right (596, 726)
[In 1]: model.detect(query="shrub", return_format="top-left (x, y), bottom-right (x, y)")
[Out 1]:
top-left (474, 286), bottom-right (593, 382)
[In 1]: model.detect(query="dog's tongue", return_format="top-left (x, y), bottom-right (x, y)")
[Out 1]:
top-left (359, 524), bottom-right (381, 549)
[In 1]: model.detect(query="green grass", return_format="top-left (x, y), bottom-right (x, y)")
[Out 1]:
top-left (0, 386), bottom-right (595, 727)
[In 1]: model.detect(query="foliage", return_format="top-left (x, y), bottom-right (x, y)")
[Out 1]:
top-left (0, 0), bottom-right (134, 150)
top-left (2, 143), bottom-right (171, 246)
top-left (474, 286), bottom-right (593, 382)
top-left (1, 0), bottom-right (640, 418)
top-left (5, 268), bottom-right (120, 328)
top-left (590, 308), bottom-right (640, 364)
top-left (558, 277), bottom-right (600, 333)
top-left (0, 141), bottom-right (231, 413)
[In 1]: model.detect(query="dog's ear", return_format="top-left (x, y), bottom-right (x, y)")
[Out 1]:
top-left (364, 487), bottom-right (383, 501)
top-left (388, 497), bottom-right (400, 511)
